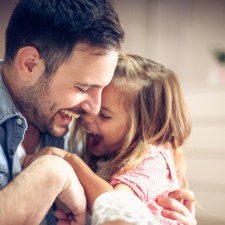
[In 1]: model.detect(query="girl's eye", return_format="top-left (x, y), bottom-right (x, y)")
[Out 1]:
top-left (100, 113), bottom-right (111, 120)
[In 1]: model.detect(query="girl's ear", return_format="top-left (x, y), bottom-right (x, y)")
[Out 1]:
top-left (16, 46), bottom-right (45, 82)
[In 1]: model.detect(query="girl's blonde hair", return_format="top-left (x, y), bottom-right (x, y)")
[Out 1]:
top-left (69, 54), bottom-right (191, 187)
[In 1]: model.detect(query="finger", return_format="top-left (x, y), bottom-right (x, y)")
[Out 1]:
top-left (22, 155), bottom-right (34, 169)
top-left (184, 199), bottom-right (196, 215)
top-left (162, 209), bottom-right (188, 224)
top-left (157, 196), bottom-right (190, 216)
top-left (162, 209), bottom-right (197, 225)
top-left (168, 189), bottom-right (195, 202)
top-left (66, 212), bottom-right (74, 221)
top-left (54, 209), bottom-right (67, 220)
top-left (168, 189), bottom-right (196, 214)
top-left (57, 221), bottom-right (70, 225)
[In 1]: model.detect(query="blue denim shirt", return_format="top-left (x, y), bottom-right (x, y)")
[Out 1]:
top-left (0, 73), bottom-right (65, 225)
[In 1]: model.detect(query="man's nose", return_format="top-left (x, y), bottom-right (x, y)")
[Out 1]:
top-left (80, 89), bottom-right (102, 115)
top-left (82, 113), bottom-right (96, 124)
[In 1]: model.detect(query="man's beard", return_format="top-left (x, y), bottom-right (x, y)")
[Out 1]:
top-left (15, 75), bottom-right (55, 135)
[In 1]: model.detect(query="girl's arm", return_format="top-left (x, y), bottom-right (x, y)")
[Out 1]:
top-left (24, 146), bottom-right (116, 212)
top-left (63, 149), bottom-right (115, 212)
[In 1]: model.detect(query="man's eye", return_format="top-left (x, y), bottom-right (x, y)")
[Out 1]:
top-left (77, 86), bottom-right (88, 93)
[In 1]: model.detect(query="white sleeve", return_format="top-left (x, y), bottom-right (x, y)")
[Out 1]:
top-left (91, 191), bottom-right (156, 225)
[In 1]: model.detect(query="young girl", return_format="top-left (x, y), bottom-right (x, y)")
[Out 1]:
top-left (26, 54), bottom-right (193, 224)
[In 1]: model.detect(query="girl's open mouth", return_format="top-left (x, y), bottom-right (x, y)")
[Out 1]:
top-left (86, 130), bottom-right (103, 147)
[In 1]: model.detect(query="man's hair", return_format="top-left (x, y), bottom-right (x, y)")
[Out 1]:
top-left (5, 0), bottom-right (124, 74)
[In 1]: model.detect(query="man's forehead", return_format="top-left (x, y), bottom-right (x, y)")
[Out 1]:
top-left (74, 42), bottom-right (118, 56)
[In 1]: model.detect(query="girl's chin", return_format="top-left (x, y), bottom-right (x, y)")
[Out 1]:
top-left (89, 147), bottom-right (104, 157)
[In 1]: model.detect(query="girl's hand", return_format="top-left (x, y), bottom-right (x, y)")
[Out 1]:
top-left (22, 147), bottom-right (66, 169)
top-left (22, 154), bottom-right (38, 169)
top-left (157, 189), bottom-right (197, 225)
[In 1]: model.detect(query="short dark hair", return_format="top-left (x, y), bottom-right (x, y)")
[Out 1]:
top-left (5, 0), bottom-right (124, 74)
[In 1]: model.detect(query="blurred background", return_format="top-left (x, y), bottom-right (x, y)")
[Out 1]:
top-left (1, 0), bottom-right (225, 224)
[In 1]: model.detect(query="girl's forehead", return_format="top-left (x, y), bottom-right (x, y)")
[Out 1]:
top-left (102, 83), bottom-right (118, 97)
top-left (102, 85), bottom-right (124, 109)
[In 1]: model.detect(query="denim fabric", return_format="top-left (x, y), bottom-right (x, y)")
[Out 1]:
top-left (0, 74), bottom-right (26, 187)
top-left (0, 73), bottom-right (65, 225)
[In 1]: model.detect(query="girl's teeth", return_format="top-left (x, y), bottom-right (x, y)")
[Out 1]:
top-left (85, 129), bottom-right (97, 135)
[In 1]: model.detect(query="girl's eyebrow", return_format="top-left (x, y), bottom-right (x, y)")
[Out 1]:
top-left (101, 106), bottom-right (116, 115)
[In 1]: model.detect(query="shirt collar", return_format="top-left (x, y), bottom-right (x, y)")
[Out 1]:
top-left (0, 72), bottom-right (26, 126)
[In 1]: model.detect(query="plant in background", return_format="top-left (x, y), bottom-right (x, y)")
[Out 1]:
top-left (208, 49), bottom-right (225, 84)
top-left (214, 49), bottom-right (225, 65)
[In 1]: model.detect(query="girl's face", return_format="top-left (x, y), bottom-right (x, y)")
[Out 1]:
top-left (82, 84), bottom-right (129, 157)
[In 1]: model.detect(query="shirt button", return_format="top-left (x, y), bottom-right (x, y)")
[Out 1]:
top-left (17, 118), bottom-right (22, 125)
top-left (9, 149), bottom-right (14, 156)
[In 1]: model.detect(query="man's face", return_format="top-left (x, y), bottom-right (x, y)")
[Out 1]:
top-left (18, 44), bottom-right (118, 137)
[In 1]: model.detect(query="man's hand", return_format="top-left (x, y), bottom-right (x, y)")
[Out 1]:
top-left (23, 150), bottom-right (87, 225)
top-left (157, 189), bottom-right (197, 225)
top-left (54, 209), bottom-right (86, 225)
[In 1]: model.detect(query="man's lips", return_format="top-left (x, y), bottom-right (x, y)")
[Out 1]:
top-left (56, 109), bottom-right (80, 127)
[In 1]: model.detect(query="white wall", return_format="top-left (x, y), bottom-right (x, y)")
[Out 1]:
top-left (184, 85), bottom-right (225, 224)
top-left (112, 0), bottom-right (225, 85)
top-left (0, 0), bottom-right (20, 59)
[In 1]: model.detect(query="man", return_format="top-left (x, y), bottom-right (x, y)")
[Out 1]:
top-left (0, 0), bottom-right (196, 225)
top-left (0, 0), bottom-right (123, 224)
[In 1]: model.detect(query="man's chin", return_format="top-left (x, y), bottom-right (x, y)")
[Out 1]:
top-left (48, 126), bottom-right (69, 138)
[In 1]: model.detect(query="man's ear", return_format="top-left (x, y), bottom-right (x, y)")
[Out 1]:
top-left (16, 46), bottom-right (44, 82)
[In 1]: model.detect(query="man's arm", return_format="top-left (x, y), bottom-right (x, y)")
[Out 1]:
top-left (0, 155), bottom-right (86, 225)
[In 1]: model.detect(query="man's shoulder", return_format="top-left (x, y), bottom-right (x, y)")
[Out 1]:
top-left (0, 74), bottom-right (21, 124)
